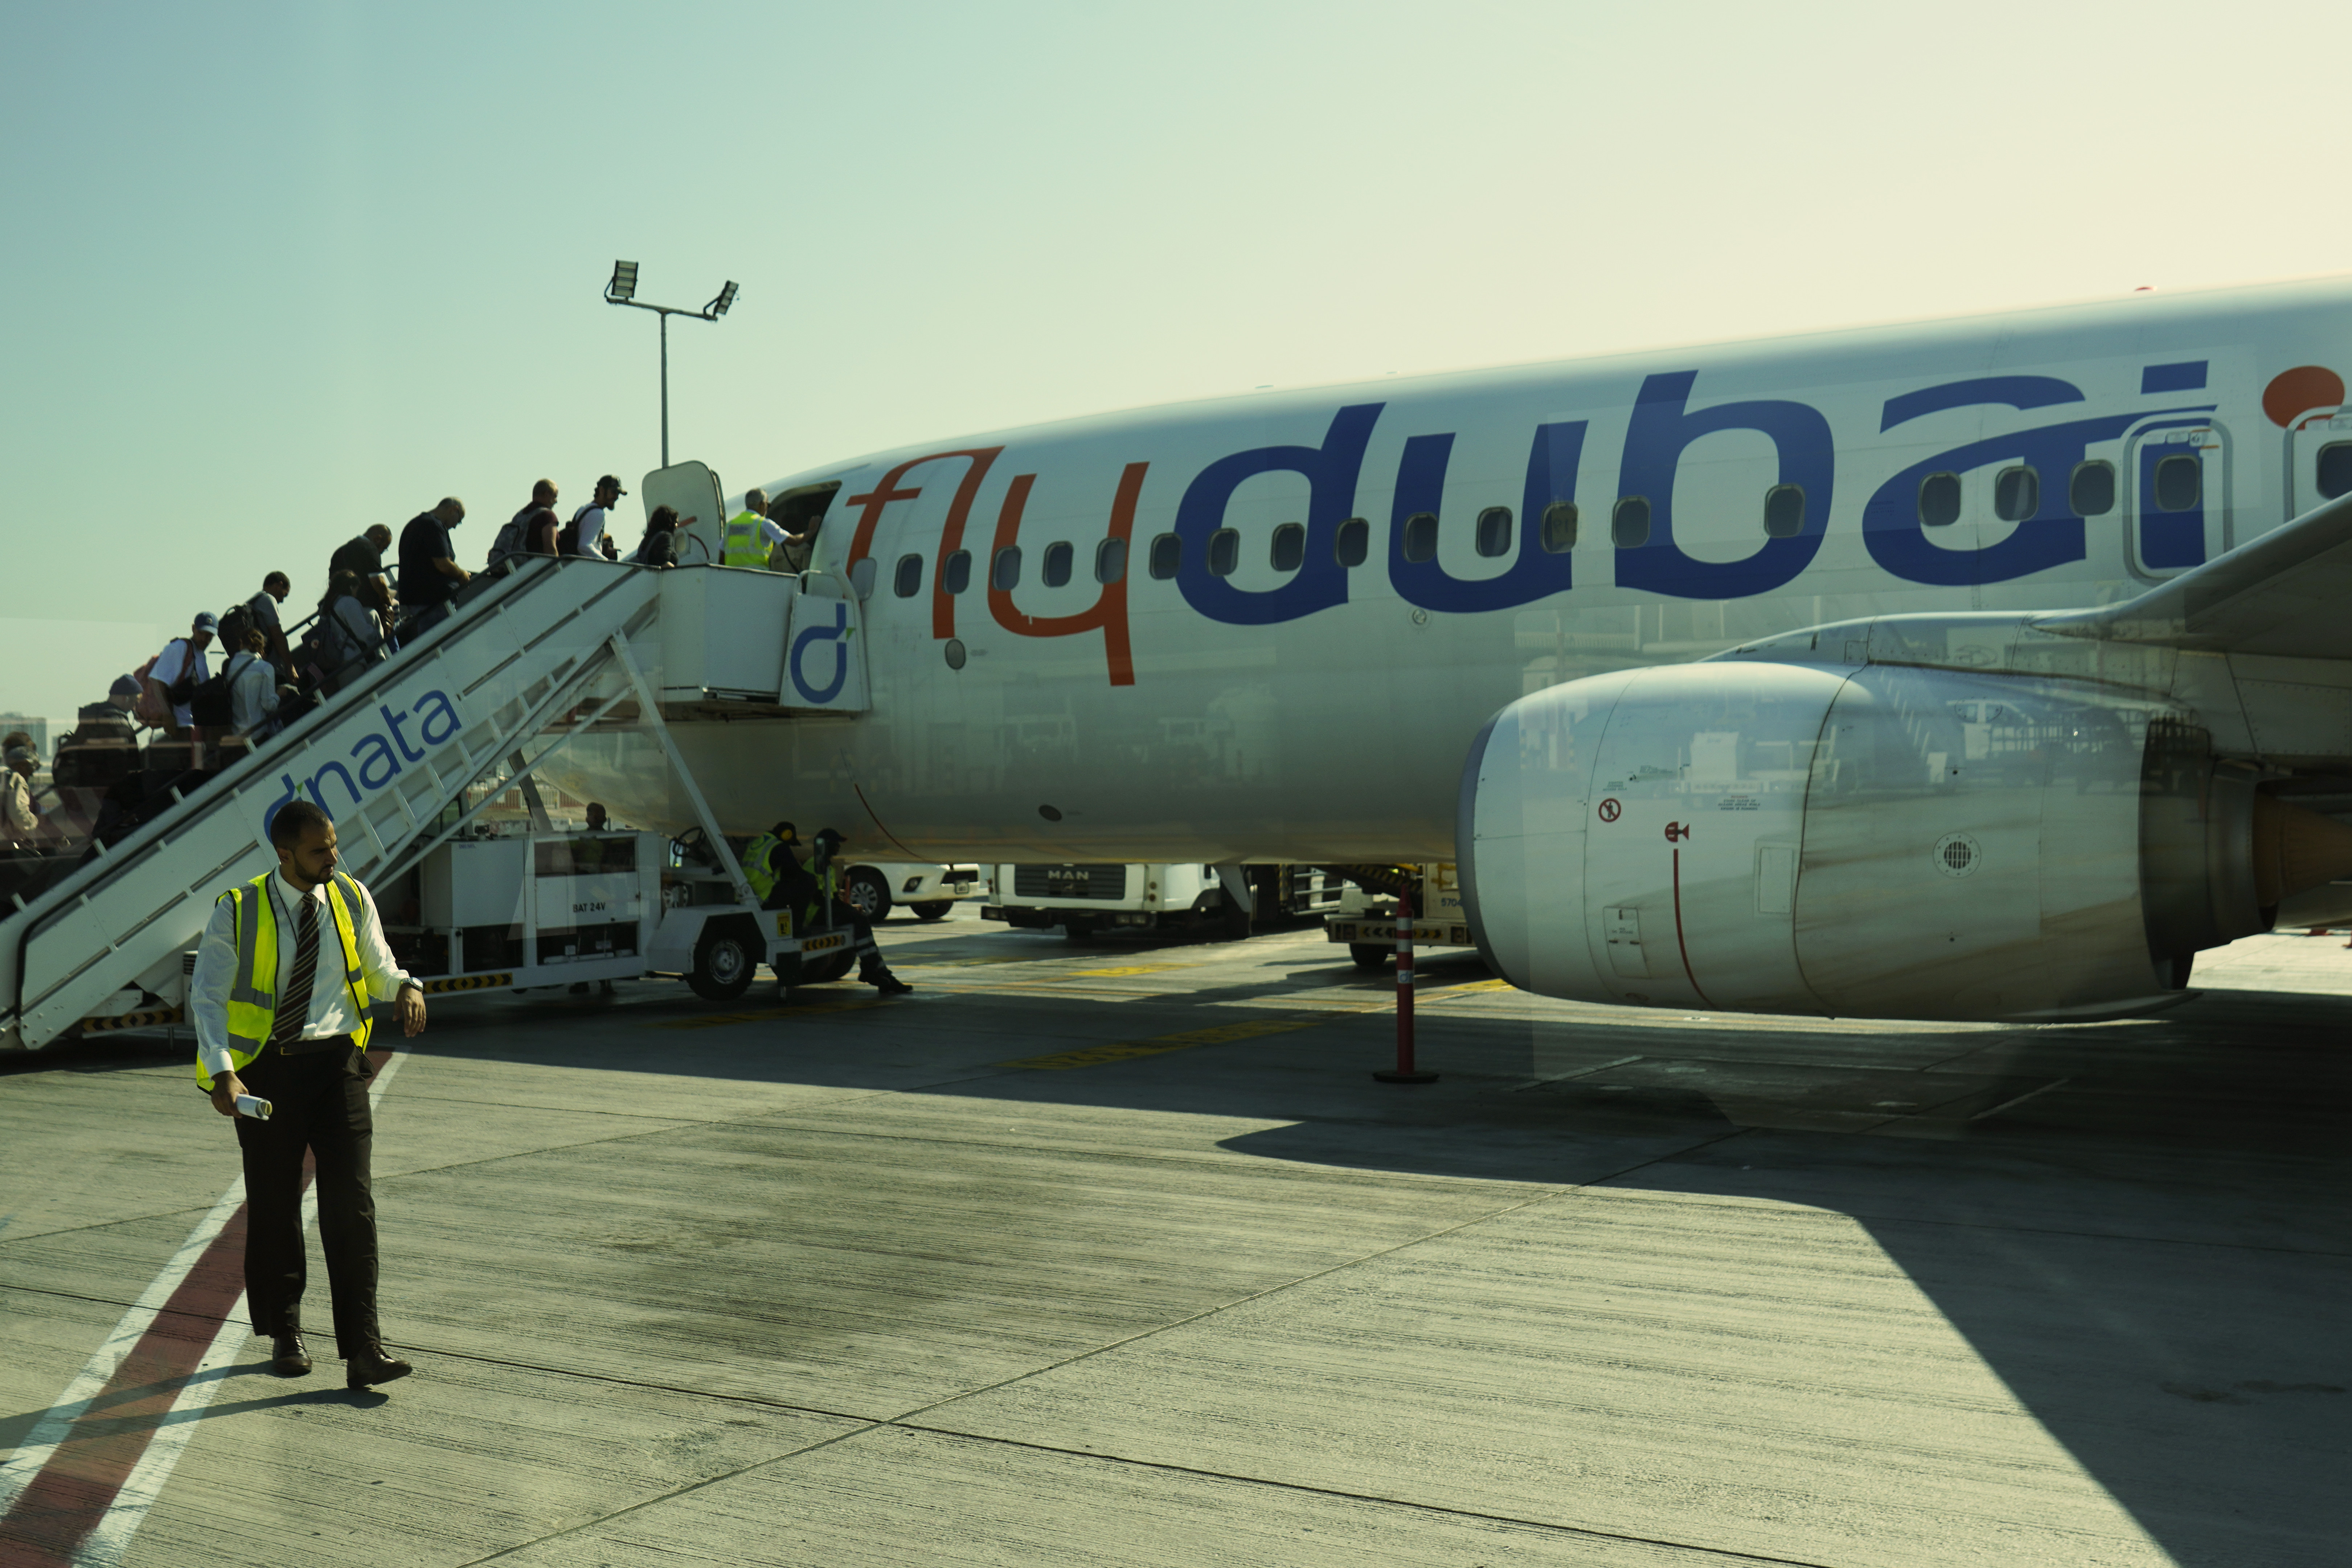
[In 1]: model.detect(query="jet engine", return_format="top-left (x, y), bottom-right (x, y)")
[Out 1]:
top-left (1457, 661), bottom-right (2352, 1023)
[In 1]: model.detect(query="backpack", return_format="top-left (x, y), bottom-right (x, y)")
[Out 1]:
top-left (487, 518), bottom-right (526, 569)
top-left (217, 602), bottom-right (255, 658)
top-left (556, 515), bottom-right (580, 556)
top-left (130, 654), bottom-right (168, 727)
top-left (188, 654), bottom-right (251, 730)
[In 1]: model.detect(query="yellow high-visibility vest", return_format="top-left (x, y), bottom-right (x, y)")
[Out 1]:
top-left (194, 871), bottom-right (373, 1092)
top-left (721, 511), bottom-right (770, 568)
top-left (743, 832), bottom-right (779, 899)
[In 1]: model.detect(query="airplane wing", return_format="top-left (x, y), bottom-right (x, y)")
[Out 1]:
top-left (2033, 490), bottom-right (2352, 658)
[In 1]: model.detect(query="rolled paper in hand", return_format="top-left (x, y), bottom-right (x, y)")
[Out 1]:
top-left (234, 1094), bottom-right (273, 1121)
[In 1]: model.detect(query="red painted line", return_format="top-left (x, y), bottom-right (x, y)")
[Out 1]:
top-left (0, 1207), bottom-right (253, 1567)
top-left (1669, 848), bottom-right (1716, 1009)
top-left (0, 1048), bottom-right (387, 1565)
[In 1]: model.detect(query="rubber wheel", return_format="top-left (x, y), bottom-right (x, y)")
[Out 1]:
top-left (845, 867), bottom-right (892, 922)
top-left (687, 918), bottom-right (759, 1001)
top-left (1062, 915), bottom-right (1097, 942)
top-left (807, 950), bottom-right (857, 984)
top-left (1350, 943), bottom-right (1391, 972)
top-left (910, 901), bottom-right (952, 921)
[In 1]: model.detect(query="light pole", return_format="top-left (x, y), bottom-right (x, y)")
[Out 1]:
top-left (605, 261), bottom-right (739, 468)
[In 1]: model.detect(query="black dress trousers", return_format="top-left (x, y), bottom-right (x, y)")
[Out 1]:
top-left (232, 1044), bottom-right (378, 1355)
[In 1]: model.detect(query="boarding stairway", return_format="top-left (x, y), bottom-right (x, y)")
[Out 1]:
top-left (0, 550), bottom-right (870, 1053)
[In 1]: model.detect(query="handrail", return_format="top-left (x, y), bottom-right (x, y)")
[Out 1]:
top-left (5, 557), bottom-right (649, 951)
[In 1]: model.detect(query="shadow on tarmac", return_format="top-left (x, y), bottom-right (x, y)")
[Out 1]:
top-left (28, 934), bottom-right (2348, 1566)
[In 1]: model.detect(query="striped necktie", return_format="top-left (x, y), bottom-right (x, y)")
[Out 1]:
top-left (269, 893), bottom-right (321, 1047)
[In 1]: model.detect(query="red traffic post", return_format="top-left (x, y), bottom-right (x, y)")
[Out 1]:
top-left (1374, 885), bottom-right (1438, 1084)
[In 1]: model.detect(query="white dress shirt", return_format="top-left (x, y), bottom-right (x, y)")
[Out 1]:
top-left (191, 868), bottom-right (414, 1076)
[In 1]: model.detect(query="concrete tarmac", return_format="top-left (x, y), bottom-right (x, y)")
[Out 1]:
top-left (1, 912), bottom-right (2346, 1567)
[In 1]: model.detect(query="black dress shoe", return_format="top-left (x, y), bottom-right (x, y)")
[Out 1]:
top-left (271, 1332), bottom-right (312, 1377)
top-left (345, 1346), bottom-right (414, 1390)
top-left (868, 973), bottom-right (913, 995)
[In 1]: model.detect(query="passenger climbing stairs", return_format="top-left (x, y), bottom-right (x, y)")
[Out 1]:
top-left (0, 537), bottom-right (871, 1053)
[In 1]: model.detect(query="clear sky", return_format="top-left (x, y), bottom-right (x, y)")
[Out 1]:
top-left (5, 0), bottom-right (2349, 734)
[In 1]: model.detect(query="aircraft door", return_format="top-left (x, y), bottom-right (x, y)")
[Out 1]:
top-left (2123, 421), bottom-right (2229, 578)
top-left (2288, 410), bottom-right (2352, 520)
top-left (640, 460), bottom-right (727, 565)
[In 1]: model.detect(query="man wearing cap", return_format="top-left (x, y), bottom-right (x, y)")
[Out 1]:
top-left (193, 798), bottom-right (427, 1389)
top-left (568, 474), bottom-right (627, 560)
top-left (56, 676), bottom-right (147, 791)
top-left (145, 613), bottom-right (217, 774)
top-left (776, 827), bottom-right (911, 995)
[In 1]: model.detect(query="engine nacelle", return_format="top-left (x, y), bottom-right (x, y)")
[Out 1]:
top-left (1457, 661), bottom-right (2349, 1024)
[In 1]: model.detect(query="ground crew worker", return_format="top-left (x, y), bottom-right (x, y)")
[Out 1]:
top-left (191, 798), bottom-right (427, 1390)
top-left (721, 488), bottom-right (790, 568)
top-left (802, 827), bottom-right (910, 994)
top-left (743, 819), bottom-right (795, 903)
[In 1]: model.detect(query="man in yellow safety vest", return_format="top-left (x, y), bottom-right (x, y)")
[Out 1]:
top-left (191, 797), bottom-right (429, 1389)
top-left (721, 488), bottom-right (789, 568)
top-left (742, 820), bottom-right (794, 902)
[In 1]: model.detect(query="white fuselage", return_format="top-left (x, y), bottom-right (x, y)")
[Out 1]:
top-left (548, 277), bottom-right (2352, 862)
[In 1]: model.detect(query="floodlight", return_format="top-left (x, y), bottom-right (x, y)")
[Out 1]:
top-left (605, 265), bottom-right (740, 467)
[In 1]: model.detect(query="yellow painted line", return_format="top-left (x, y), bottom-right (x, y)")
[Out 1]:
top-left (1422, 978), bottom-right (1515, 999)
top-left (999, 1016), bottom-right (1321, 1072)
top-left (1064, 963), bottom-right (1196, 978)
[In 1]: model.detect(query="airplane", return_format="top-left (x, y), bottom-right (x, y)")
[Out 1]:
top-left (541, 273), bottom-right (2352, 1026)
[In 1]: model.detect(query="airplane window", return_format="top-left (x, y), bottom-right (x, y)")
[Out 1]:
top-left (942, 549), bottom-right (972, 595)
top-left (1402, 512), bottom-right (1439, 563)
top-left (992, 546), bottom-right (1022, 591)
top-left (2319, 444), bottom-right (2352, 501)
top-left (1540, 501), bottom-right (1577, 553)
top-left (2070, 460), bottom-right (2116, 516)
top-left (1611, 496), bottom-right (1650, 548)
top-left (1042, 541), bottom-right (1074, 588)
top-left (1335, 517), bottom-right (1369, 566)
top-left (1993, 466), bottom-right (2039, 523)
top-left (1475, 507), bottom-right (1513, 558)
top-left (1762, 484), bottom-right (1805, 539)
top-left (892, 554), bottom-right (923, 598)
top-left (1208, 528), bottom-right (1241, 577)
top-left (1270, 522), bottom-right (1305, 572)
top-left (1095, 537), bottom-right (1127, 584)
top-left (1149, 533), bottom-right (1180, 579)
top-left (2154, 453), bottom-right (2201, 512)
top-left (1918, 472), bottom-right (1962, 528)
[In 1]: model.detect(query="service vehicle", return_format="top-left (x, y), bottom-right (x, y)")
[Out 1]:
top-left (983, 863), bottom-right (1345, 941)
top-left (1324, 863), bottom-right (1476, 971)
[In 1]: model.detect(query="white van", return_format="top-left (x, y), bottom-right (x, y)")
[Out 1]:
top-left (839, 861), bottom-right (984, 922)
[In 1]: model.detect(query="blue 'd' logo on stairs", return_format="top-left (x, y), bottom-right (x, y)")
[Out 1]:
top-left (789, 602), bottom-right (852, 705)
